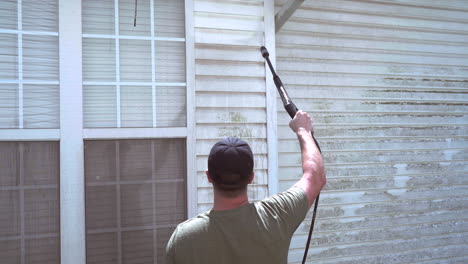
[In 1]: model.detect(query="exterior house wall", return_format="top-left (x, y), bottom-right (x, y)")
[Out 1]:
top-left (274, 0), bottom-right (468, 263)
top-left (192, 0), bottom-right (275, 213)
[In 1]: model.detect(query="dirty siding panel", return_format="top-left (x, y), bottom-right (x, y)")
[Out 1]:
top-left (194, 0), bottom-right (268, 213)
top-left (276, 0), bottom-right (468, 263)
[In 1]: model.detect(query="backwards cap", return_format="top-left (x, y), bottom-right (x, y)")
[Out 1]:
top-left (208, 137), bottom-right (254, 187)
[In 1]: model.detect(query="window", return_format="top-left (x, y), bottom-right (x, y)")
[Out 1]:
top-left (0, 142), bottom-right (60, 263)
top-left (82, 0), bottom-right (186, 128)
top-left (0, 0), bottom-right (59, 129)
top-left (85, 139), bottom-right (186, 264)
top-left (1, 0), bottom-right (190, 263)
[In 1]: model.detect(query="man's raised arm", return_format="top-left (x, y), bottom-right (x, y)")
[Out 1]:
top-left (289, 110), bottom-right (326, 208)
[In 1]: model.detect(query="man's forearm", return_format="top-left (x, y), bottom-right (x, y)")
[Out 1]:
top-left (294, 128), bottom-right (325, 206)
top-left (297, 129), bottom-right (322, 176)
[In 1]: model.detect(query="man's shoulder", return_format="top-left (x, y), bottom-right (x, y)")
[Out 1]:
top-left (173, 212), bottom-right (211, 239)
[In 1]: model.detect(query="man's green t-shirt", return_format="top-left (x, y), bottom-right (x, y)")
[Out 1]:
top-left (166, 187), bottom-right (309, 264)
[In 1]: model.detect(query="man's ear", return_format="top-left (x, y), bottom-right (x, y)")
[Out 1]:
top-left (206, 170), bottom-right (213, 183)
top-left (248, 172), bottom-right (255, 184)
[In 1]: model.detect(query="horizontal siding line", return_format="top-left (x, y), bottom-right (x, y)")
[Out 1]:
top-left (195, 90), bottom-right (265, 95)
top-left (278, 69), bottom-right (468, 81)
top-left (276, 42), bottom-right (468, 59)
top-left (280, 110), bottom-right (468, 115)
top-left (295, 195), bottom-right (468, 209)
top-left (194, 10), bottom-right (263, 20)
top-left (286, 22), bottom-right (468, 47)
top-left (289, 8), bottom-right (468, 30)
top-left (276, 41), bottom-right (468, 58)
top-left (276, 97), bottom-right (468, 104)
top-left (196, 122), bottom-right (266, 126)
top-left (278, 124), bottom-right (468, 128)
top-left (299, 205), bottom-right (468, 226)
top-left (279, 123), bottom-right (468, 127)
top-left (279, 159), bottom-right (468, 167)
top-left (298, 205), bottom-right (468, 224)
top-left (273, 83), bottom-right (468, 92)
top-left (195, 43), bottom-right (261, 49)
top-left (195, 75), bottom-right (263, 79)
top-left (279, 147), bottom-right (468, 154)
top-left (279, 170), bottom-right (468, 181)
top-left (278, 56), bottom-right (468, 70)
top-left (298, 214), bottom-right (468, 236)
top-left (294, 182), bottom-right (468, 195)
top-left (196, 106), bottom-right (266, 110)
top-left (279, 136), bottom-right (468, 140)
top-left (293, 226), bottom-right (468, 249)
top-left (292, 231), bottom-right (468, 262)
top-left (406, 253), bottom-right (468, 264)
top-left (196, 74), bottom-right (264, 78)
top-left (292, 6), bottom-right (468, 29)
top-left (280, 29), bottom-right (468, 48)
top-left (196, 58), bottom-right (263, 65)
top-left (288, 14), bottom-right (468, 34)
top-left (352, 0), bottom-right (468, 13)
top-left (194, 26), bottom-right (263, 33)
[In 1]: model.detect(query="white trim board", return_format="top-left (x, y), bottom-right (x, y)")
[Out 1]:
top-left (185, 0), bottom-right (198, 219)
top-left (265, 0), bottom-right (279, 197)
top-left (0, 129), bottom-right (60, 141)
top-left (83, 127), bottom-right (188, 139)
top-left (59, 0), bottom-right (86, 263)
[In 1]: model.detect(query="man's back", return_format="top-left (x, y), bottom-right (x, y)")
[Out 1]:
top-left (166, 187), bottom-right (309, 264)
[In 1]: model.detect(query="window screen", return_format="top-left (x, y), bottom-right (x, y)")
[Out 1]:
top-left (0, 0), bottom-right (59, 128)
top-left (85, 139), bottom-right (186, 264)
top-left (0, 141), bottom-right (60, 264)
top-left (82, 0), bottom-right (186, 128)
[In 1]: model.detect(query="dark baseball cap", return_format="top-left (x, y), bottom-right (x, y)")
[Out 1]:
top-left (208, 137), bottom-right (254, 186)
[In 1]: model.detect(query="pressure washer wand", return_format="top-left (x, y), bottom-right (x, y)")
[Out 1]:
top-left (261, 46), bottom-right (322, 264)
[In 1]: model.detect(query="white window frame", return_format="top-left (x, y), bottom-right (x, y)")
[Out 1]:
top-left (0, 0), bottom-right (196, 263)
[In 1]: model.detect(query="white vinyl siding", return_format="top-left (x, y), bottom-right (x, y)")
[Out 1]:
top-left (0, 0), bottom-right (59, 129)
top-left (275, 0), bottom-right (468, 263)
top-left (193, 0), bottom-right (273, 213)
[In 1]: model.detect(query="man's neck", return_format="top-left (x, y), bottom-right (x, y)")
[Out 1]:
top-left (212, 191), bottom-right (249, 211)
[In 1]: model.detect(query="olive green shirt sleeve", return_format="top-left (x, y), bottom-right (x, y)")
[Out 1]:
top-left (166, 227), bottom-right (178, 264)
top-left (258, 186), bottom-right (309, 235)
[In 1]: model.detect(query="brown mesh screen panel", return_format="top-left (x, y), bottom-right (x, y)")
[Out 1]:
top-left (0, 142), bottom-right (60, 264)
top-left (25, 237), bottom-right (60, 264)
top-left (85, 139), bottom-right (186, 263)
top-left (122, 230), bottom-right (154, 264)
top-left (86, 232), bottom-right (118, 264)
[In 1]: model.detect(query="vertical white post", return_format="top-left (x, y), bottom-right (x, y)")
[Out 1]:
top-left (59, 0), bottom-right (85, 263)
top-left (115, 0), bottom-right (121, 128)
top-left (185, 0), bottom-right (197, 217)
top-left (150, 0), bottom-right (157, 127)
top-left (265, 0), bottom-right (279, 196)
top-left (17, 0), bottom-right (23, 128)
